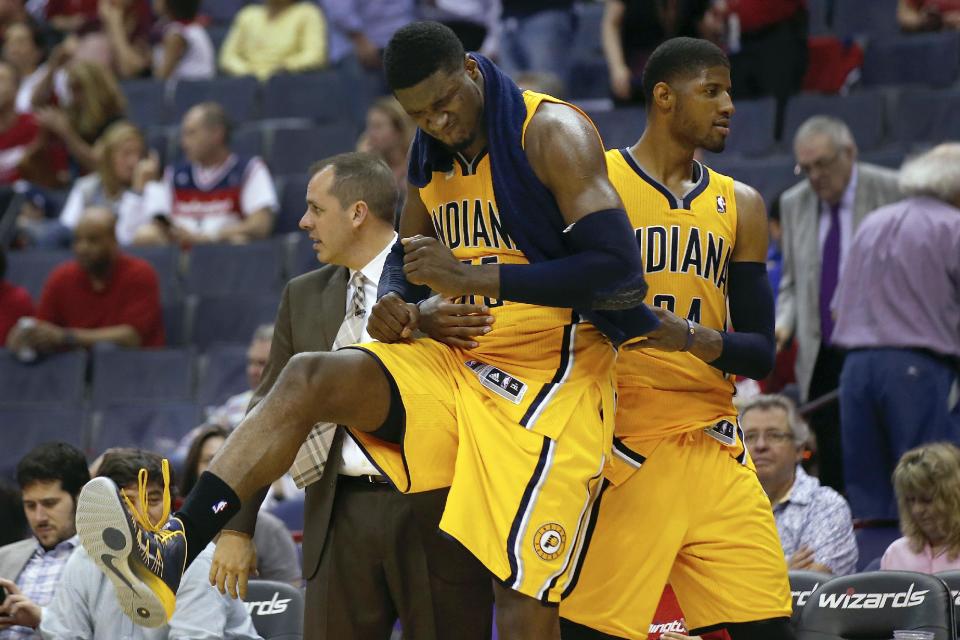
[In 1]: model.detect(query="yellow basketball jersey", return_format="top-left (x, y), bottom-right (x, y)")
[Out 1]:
top-left (606, 147), bottom-right (739, 442)
top-left (417, 91), bottom-right (609, 381)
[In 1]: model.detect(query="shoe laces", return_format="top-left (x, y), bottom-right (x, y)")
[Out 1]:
top-left (121, 458), bottom-right (178, 544)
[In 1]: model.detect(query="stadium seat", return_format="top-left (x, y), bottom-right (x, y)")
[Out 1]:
top-left (936, 570), bottom-right (960, 640)
top-left (89, 400), bottom-right (201, 456)
top-left (146, 127), bottom-right (170, 167)
top-left (268, 496), bottom-right (304, 533)
top-left (5, 250), bottom-right (72, 301)
top-left (854, 524), bottom-right (901, 571)
top-left (188, 293), bottom-right (280, 350)
top-left (126, 245), bottom-right (180, 303)
top-left (286, 233), bottom-right (321, 278)
top-left (862, 32), bottom-right (960, 87)
top-left (795, 571), bottom-right (954, 640)
top-left (276, 174), bottom-right (310, 235)
top-left (90, 347), bottom-right (194, 406)
top-left (262, 72), bottom-right (355, 126)
top-left (233, 126), bottom-right (265, 160)
top-left (245, 580), bottom-right (304, 639)
top-left (859, 146), bottom-right (906, 170)
top-left (162, 300), bottom-right (186, 347)
top-left (573, 1), bottom-right (604, 59)
top-left (0, 349), bottom-right (87, 405)
top-left (173, 77), bottom-right (260, 123)
top-left (267, 124), bottom-right (357, 176)
top-left (0, 404), bottom-right (87, 478)
top-left (724, 97), bottom-right (777, 156)
top-left (184, 240), bottom-right (283, 296)
top-left (569, 57), bottom-right (612, 100)
top-left (832, 0), bottom-right (899, 39)
top-left (588, 108), bottom-right (645, 150)
top-left (200, 0), bottom-right (246, 25)
top-left (891, 88), bottom-right (960, 145)
top-left (122, 79), bottom-right (170, 127)
top-left (782, 91), bottom-right (885, 150)
top-left (197, 342), bottom-right (249, 407)
top-left (789, 570), bottom-right (833, 628)
top-left (706, 155), bottom-right (798, 210)
top-left (207, 24), bottom-right (229, 53)
top-left (806, 0), bottom-right (832, 36)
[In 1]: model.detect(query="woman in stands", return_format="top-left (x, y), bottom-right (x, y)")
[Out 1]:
top-left (181, 425), bottom-right (302, 589)
top-left (356, 96), bottom-right (414, 208)
top-left (881, 442), bottom-right (960, 572)
top-left (151, 0), bottom-right (215, 81)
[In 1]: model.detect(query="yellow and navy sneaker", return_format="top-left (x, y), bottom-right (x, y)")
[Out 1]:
top-left (76, 461), bottom-right (187, 628)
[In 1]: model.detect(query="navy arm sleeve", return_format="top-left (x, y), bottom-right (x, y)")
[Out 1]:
top-left (377, 239), bottom-right (431, 303)
top-left (708, 261), bottom-right (775, 380)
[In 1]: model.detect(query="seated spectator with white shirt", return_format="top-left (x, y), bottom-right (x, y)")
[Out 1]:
top-left (740, 394), bottom-right (858, 575)
top-left (137, 102), bottom-right (277, 246)
top-left (40, 448), bottom-right (262, 639)
top-left (0, 442), bottom-right (90, 639)
top-left (152, 0), bottom-right (215, 81)
top-left (1, 21), bottom-right (46, 114)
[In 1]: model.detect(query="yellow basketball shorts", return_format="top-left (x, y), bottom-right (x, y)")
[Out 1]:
top-left (560, 427), bottom-right (792, 636)
top-left (345, 337), bottom-right (616, 603)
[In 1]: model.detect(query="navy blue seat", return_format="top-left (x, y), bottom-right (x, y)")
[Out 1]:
top-left (573, 1), bottom-right (604, 59)
top-left (862, 32), bottom-right (960, 87)
top-left (286, 233), bottom-right (321, 278)
top-left (854, 524), bottom-right (901, 571)
top-left (0, 404), bottom-right (86, 478)
top-left (725, 97), bottom-right (777, 156)
top-left (262, 72), bottom-right (355, 125)
top-left (233, 126), bottom-right (264, 159)
top-left (189, 293), bottom-right (280, 350)
top-left (5, 250), bottom-right (72, 301)
top-left (833, 0), bottom-right (899, 39)
top-left (859, 146), bottom-right (906, 170)
top-left (90, 401), bottom-right (201, 456)
top-left (207, 24), bottom-right (229, 53)
top-left (122, 79), bottom-right (169, 127)
top-left (90, 347), bottom-right (194, 406)
top-left (146, 128), bottom-right (170, 167)
top-left (806, 0), bottom-right (832, 36)
top-left (197, 343), bottom-right (249, 407)
top-left (173, 77), bottom-right (260, 123)
top-left (267, 124), bottom-right (357, 176)
top-left (245, 580), bottom-right (304, 640)
top-left (277, 174), bottom-right (310, 235)
top-left (200, 0), bottom-right (246, 25)
top-left (569, 57), bottom-right (611, 100)
top-left (588, 108), bottom-right (645, 150)
top-left (184, 241), bottom-right (283, 297)
top-left (936, 570), bottom-right (960, 640)
top-left (0, 349), bottom-right (87, 404)
top-left (782, 91), bottom-right (885, 150)
top-left (127, 245), bottom-right (179, 303)
top-left (268, 496), bottom-right (304, 533)
top-left (892, 88), bottom-right (960, 144)
top-left (162, 300), bottom-right (185, 347)
top-left (707, 155), bottom-right (798, 209)
top-left (789, 570), bottom-right (833, 628)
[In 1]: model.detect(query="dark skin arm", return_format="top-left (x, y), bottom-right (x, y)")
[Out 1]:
top-left (629, 181), bottom-right (768, 360)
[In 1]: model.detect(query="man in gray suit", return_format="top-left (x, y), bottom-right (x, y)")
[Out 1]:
top-left (0, 442), bottom-right (89, 638)
top-left (208, 152), bottom-right (493, 639)
top-left (775, 115), bottom-right (901, 492)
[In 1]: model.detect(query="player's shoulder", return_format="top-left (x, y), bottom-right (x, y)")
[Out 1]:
top-left (525, 99), bottom-right (598, 148)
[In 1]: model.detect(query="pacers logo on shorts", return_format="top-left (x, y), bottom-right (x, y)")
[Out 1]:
top-left (534, 523), bottom-right (566, 560)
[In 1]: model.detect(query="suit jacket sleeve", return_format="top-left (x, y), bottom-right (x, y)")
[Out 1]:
top-left (776, 191), bottom-right (798, 337)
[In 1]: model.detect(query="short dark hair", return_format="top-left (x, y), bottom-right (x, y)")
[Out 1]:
top-left (642, 37), bottom-right (730, 105)
top-left (16, 442), bottom-right (90, 500)
top-left (166, 0), bottom-right (201, 21)
top-left (180, 425), bottom-right (229, 497)
top-left (310, 152), bottom-right (399, 225)
top-left (97, 448), bottom-right (172, 494)
top-left (384, 21), bottom-right (465, 91)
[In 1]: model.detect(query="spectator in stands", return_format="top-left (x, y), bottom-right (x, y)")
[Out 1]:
top-left (5, 207), bottom-right (164, 357)
top-left (0, 247), bottom-right (33, 344)
top-left (180, 426), bottom-right (301, 587)
top-left (498, 0), bottom-right (577, 88)
top-left (832, 143), bottom-right (960, 521)
top-left (602, 0), bottom-right (722, 103)
top-left (419, 0), bottom-right (497, 53)
top-left (0, 60), bottom-right (67, 189)
top-left (898, 0), bottom-right (960, 31)
top-left (0, 442), bottom-right (89, 638)
top-left (40, 448), bottom-right (262, 638)
top-left (322, 0), bottom-right (412, 73)
top-left (219, 0), bottom-right (326, 81)
top-left (151, 0), bottom-right (214, 81)
top-left (776, 115), bottom-right (901, 494)
top-left (207, 324), bottom-right (273, 429)
top-left (94, 0), bottom-right (153, 79)
top-left (137, 102), bottom-right (277, 246)
top-left (32, 59), bottom-right (127, 173)
top-left (55, 120), bottom-right (156, 246)
top-left (2, 21), bottom-right (45, 114)
top-left (356, 96), bottom-right (413, 204)
top-left (740, 394), bottom-right (858, 576)
top-left (0, 0), bottom-right (28, 41)
top-left (723, 0), bottom-right (807, 133)
top-left (0, 480), bottom-right (28, 548)
top-left (881, 443), bottom-right (960, 572)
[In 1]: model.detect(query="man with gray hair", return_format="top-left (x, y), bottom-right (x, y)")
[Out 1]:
top-left (740, 394), bottom-right (857, 576)
top-left (832, 143), bottom-right (960, 521)
top-left (775, 115), bottom-right (901, 493)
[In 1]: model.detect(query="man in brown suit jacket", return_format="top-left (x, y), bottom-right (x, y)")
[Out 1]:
top-left (209, 153), bottom-right (492, 639)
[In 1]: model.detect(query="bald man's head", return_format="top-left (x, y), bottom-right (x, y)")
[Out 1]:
top-left (73, 207), bottom-right (118, 277)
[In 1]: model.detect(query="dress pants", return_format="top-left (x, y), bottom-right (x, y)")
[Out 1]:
top-left (807, 345), bottom-right (847, 493)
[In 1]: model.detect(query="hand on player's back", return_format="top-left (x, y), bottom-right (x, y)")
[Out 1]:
top-left (369, 293), bottom-right (420, 343)
top-left (418, 295), bottom-right (495, 349)
top-left (401, 236), bottom-right (469, 297)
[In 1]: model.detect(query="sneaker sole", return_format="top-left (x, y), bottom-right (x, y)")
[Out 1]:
top-left (77, 478), bottom-right (170, 629)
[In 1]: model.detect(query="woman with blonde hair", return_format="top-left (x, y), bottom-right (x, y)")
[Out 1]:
top-left (57, 120), bottom-right (158, 245)
top-left (357, 96), bottom-right (414, 203)
top-left (881, 442), bottom-right (960, 572)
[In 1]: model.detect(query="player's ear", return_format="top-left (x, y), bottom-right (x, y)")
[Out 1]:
top-left (652, 82), bottom-right (674, 111)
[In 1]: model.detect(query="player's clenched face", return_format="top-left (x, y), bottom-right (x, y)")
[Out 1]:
top-left (671, 65), bottom-right (734, 154)
top-left (300, 166), bottom-right (360, 268)
top-left (394, 56), bottom-right (484, 153)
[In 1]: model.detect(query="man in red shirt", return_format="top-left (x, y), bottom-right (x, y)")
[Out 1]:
top-left (5, 206), bottom-right (164, 354)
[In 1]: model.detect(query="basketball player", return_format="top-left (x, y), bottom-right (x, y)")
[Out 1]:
top-left (556, 38), bottom-right (795, 639)
top-left (71, 21), bottom-right (656, 639)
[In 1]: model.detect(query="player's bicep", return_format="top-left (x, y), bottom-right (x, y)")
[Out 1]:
top-left (398, 182), bottom-right (437, 239)
top-left (731, 181), bottom-right (769, 263)
top-left (525, 103), bottom-right (624, 227)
